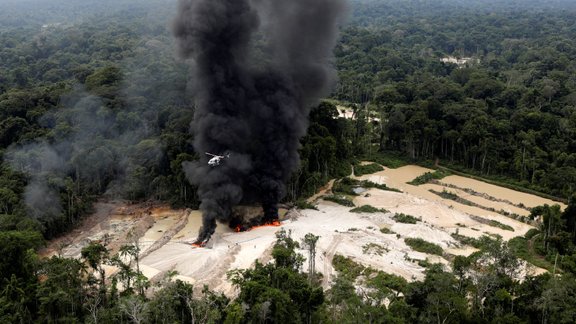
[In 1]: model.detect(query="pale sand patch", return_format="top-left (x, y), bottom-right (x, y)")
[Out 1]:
top-left (355, 189), bottom-right (473, 229)
top-left (139, 201), bottom-right (451, 291)
top-left (173, 275), bottom-right (196, 285)
top-left (391, 223), bottom-right (455, 249)
top-left (46, 164), bottom-right (554, 296)
top-left (139, 264), bottom-right (161, 279)
top-left (457, 227), bottom-right (487, 239)
top-left (286, 204), bottom-right (429, 282)
top-left (526, 265), bottom-right (548, 277)
top-left (446, 246), bottom-right (479, 256)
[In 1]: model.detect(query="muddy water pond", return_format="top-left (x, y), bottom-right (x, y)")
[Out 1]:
top-left (355, 164), bottom-right (565, 240)
top-left (359, 165), bottom-right (564, 211)
top-left (441, 175), bottom-right (565, 210)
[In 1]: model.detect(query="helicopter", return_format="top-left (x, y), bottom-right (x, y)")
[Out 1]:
top-left (206, 152), bottom-right (230, 167)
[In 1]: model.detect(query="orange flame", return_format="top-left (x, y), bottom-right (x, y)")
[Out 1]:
top-left (191, 242), bottom-right (206, 248)
top-left (248, 220), bottom-right (281, 231)
top-left (267, 220), bottom-right (281, 226)
top-left (234, 220), bottom-right (281, 233)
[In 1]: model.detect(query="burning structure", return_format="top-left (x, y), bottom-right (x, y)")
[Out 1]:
top-left (173, 0), bottom-right (347, 245)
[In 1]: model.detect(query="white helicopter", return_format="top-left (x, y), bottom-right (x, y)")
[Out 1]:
top-left (205, 152), bottom-right (230, 167)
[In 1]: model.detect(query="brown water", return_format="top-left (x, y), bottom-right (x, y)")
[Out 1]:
top-left (358, 165), bottom-right (564, 211)
top-left (354, 164), bottom-right (558, 240)
top-left (442, 175), bottom-right (565, 210)
top-left (173, 211), bottom-right (233, 242)
top-left (140, 213), bottom-right (182, 242)
top-left (421, 183), bottom-right (530, 217)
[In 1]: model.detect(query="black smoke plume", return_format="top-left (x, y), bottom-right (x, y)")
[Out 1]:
top-left (173, 0), bottom-right (347, 243)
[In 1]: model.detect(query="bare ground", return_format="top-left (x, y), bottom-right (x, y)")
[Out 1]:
top-left (44, 165), bottom-right (556, 296)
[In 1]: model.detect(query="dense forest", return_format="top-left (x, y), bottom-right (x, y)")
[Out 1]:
top-left (339, 0), bottom-right (576, 199)
top-left (1, 0), bottom-right (576, 322)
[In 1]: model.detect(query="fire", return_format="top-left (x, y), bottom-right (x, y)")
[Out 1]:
top-left (250, 222), bottom-right (280, 230)
top-left (191, 241), bottom-right (206, 248)
top-left (248, 220), bottom-right (281, 231)
top-left (234, 220), bottom-right (281, 233)
top-left (267, 220), bottom-right (281, 226)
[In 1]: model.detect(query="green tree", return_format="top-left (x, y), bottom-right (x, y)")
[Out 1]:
top-left (81, 242), bottom-right (110, 303)
top-left (36, 256), bottom-right (87, 322)
top-left (302, 233), bottom-right (320, 284)
top-left (407, 264), bottom-right (468, 324)
top-left (229, 229), bottom-right (324, 323)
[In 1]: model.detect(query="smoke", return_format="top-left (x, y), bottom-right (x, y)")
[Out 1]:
top-left (3, 3), bottom-right (181, 233)
top-left (5, 87), bottom-right (163, 231)
top-left (8, 142), bottom-right (66, 221)
top-left (173, 0), bottom-right (347, 242)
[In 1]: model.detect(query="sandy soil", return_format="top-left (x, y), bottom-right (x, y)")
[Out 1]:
top-left (73, 196), bottom-right (532, 295)
top-left (45, 165), bottom-right (553, 296)
top-left (41, 201), bottom-right (155, 258)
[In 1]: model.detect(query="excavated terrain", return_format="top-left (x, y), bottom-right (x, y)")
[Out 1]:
top-left (43, 165), bottom-right (564, 296)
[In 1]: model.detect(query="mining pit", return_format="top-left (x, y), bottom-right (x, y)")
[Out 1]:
top-left (42, 164), bottom-right (562, 296)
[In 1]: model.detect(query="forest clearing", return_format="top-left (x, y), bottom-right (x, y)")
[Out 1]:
top-left (42, 163), bottom-right (558, 296)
